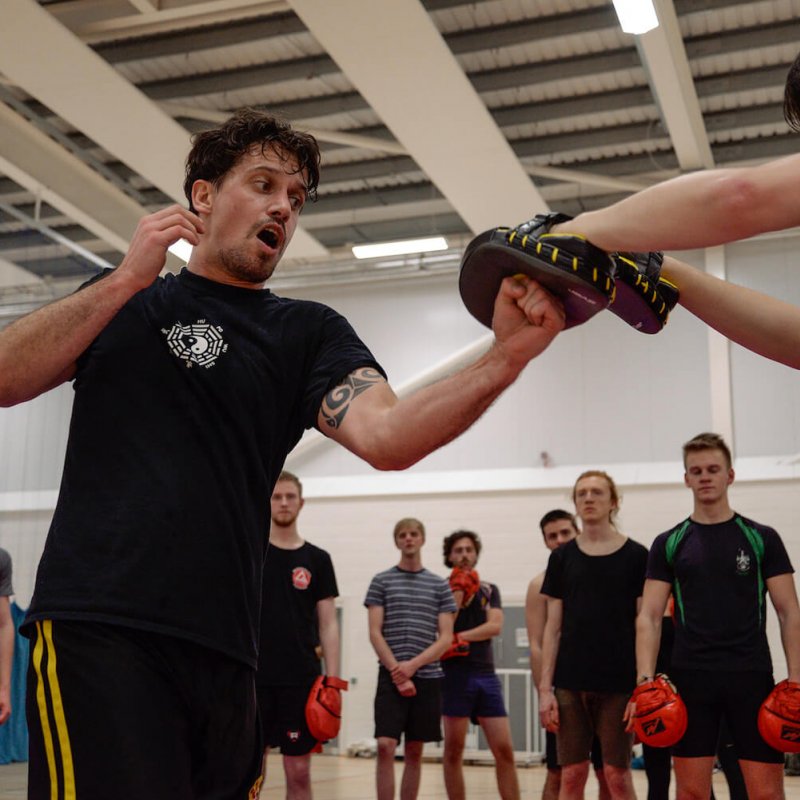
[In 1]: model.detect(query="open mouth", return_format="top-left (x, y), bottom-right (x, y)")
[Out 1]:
top-left (257, 228), bottom-right (280, 249)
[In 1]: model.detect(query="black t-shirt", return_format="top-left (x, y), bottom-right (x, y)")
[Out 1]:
top-left (446, 581), bottom-right (502, 675)
top-left (541, 537), bottom-right (648, 693)
top-left (647, 514), bottom-right (793, 672)
top-left (24, 269), bottom-right (383, 667)
top-left (256, 541), bottom-right (338, 686)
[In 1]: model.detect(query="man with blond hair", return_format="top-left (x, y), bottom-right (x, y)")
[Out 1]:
top-left (365, 518), bottom-right (456, 800)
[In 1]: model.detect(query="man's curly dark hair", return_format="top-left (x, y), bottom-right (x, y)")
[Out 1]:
top-left (442, 529), bottom-right (482, 568)
top-left (784, 52), bottom-right (800, 132)
top-left (183, 108), bottom-right (320, 212)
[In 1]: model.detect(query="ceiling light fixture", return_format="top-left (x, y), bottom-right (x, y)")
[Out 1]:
top-left (611, 0), bottom-right (658, 35)
top-left (352, 236), bottom-right (449, 260)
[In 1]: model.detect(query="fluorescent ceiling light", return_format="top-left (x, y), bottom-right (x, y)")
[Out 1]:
top-left (352, 236), bottom-right (448, 260)
top-left (612, 0), bottom-right (658, 35)
top-left (168, 238), bottom-right (193, 263)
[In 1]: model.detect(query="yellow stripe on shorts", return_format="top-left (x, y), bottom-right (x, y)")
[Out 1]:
top-left (32, 621), bottom-right (76, 800)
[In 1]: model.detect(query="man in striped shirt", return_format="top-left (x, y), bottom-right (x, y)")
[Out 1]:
top-left (365, 517), bottom-right (457, 800)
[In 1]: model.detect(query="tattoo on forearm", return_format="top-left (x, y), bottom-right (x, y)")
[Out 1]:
top-left (321, 367), bottom-right (383, 429)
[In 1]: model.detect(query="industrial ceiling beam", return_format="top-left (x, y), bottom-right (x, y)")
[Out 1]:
top-left (288, 0), bottom-right (547, 233)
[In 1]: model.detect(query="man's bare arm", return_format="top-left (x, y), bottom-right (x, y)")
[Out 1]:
top-left (554, 153), bottom-right (800, 252)
top-left (317, 596), bottom-right (340, 678)
top-left (662, 256), bottom-right (800, 369)
top-left (525, 572), bottom-right (546, 686)
top-left (767, 573), bottom-right (800, 682)
top-left (318, 276), bottom-right (564, 470)
top-left (0, 205), bottom-right (204, 407)
top-left (538, 596), bottom-right (562, 732)
top-left (634, 580), bottom-right (671, 681)
top-left (367, 605), bottom-right (398, 671)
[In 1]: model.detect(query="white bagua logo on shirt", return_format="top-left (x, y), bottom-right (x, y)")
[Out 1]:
top-left (162, 320), bottom-right (228, 368)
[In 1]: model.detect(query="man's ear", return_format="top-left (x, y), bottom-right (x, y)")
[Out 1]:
top-left (191, 180), bottom-right (214, 214)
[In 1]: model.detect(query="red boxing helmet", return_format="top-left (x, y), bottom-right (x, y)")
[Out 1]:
top-left (631, 674), bottom-right (688, 748)
top-left (758, 680), bottom-right (800, 753)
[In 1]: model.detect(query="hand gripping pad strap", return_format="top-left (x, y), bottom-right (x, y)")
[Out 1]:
top-left (610, 252), bottom-right (679, 334)
top-left (459, 215), bottom-right (615, 330)
top-left (758, 679), bottom-right (800, 753)
top-left (305, 675), bottom-right (349, 744)
top-left (631, 674), bottom-right (688, 748)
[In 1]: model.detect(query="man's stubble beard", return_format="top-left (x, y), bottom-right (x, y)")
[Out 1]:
top-left (271, 512), bottom-right (299, 529)
top-left (218, 244), bottom-right (278, 285)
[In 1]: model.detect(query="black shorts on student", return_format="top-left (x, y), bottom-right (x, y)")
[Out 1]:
top-left (257, 679), bottom-right (319, 756)
top-left (374, 667), bottom-right (442, 743)
top-left (671, 668), bottom-right (783, 763)
top-left (26, 620), bottom-right (263, 800)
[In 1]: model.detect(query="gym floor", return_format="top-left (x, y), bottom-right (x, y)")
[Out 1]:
top-left (1, 756), bottom-right (798, 799)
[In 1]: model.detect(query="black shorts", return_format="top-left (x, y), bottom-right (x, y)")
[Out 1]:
top-left (671, 668), bottom-right (783, 763)
top-left (546, 730), bottom-right (559, 770)
top-left (26, 620), bottom-right (263, 800)
top-left (257, 680), bottom-right (318, 756)
top-left (374, 668), bottom-right (442, 743)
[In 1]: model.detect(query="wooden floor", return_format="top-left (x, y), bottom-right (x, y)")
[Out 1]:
top-left (2, 756), bottom-right (800, 799)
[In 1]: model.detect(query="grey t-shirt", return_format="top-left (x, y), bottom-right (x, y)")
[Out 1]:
top-left (365, 566), bottom-right (456, 679)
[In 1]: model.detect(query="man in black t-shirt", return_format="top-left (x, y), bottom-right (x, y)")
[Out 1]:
top-left (440, 530), bottom-right (519, 800)
top-left (539, 471), bottom-right (647, 800)
top-left (526, 511), bottom-right (609, 800)
top-left (634, 432), bottom-right (800, 800)
top-left (0, 109), bottom-right (565, 799)
top-left (256, 471), bottom-right (339, 799)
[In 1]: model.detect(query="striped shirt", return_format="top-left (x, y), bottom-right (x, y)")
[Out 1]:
top-left (365, 566), bottom-right (456, 679)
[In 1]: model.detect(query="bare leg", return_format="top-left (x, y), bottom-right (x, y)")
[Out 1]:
top-left (443, 716), bottom-right (469, 800)
top-left (560, 760), bottom-right (590, 800)
top-left (595, 768), bottom-right (612, 800)
top-left (400, 740), bottom-right (425, 800)
top-left (738, 759), bottom-right (785, 800)
top-left (377, 736), bottom-right (398, 800)
top-left (673, 755), bottom-right (715, 800)
top-left (600, 764), bottom-right (636, 800)
top-left (543, 769), bottom-right (562, 800)
top-left (479, 716), bottom-right (520, 800)
top-left (283, 753), bottom-right (312, 800)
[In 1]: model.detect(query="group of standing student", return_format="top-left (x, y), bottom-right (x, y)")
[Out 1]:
top-left (526, 432), bottom-right (800, 800)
